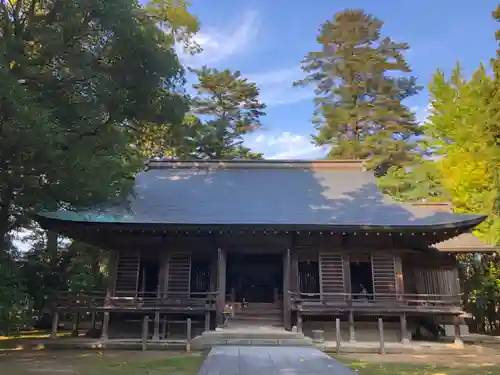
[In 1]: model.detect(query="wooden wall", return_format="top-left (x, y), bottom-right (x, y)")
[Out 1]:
top-left (402, 252), bottom-right (460, 296)
top-left (294, 249), bottom-right (400, 299)
top-left (112, 240), bottom-right (214, 297)
top-left (109, 233), bottom-right (459, 299)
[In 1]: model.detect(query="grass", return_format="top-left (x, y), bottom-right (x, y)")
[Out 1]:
top-left (0, 330), bottom-right (71, 349)
top-left (75, 353), bottom-right (204, 375)
top-left (338, 357), bottom-right (500, 375)
top-left (0, 351), bottom-right (205, 375)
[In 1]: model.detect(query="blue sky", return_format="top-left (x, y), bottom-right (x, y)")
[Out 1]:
top-left (179, 0), bottom-right (500, 159)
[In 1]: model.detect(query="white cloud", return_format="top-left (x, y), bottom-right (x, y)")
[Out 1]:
top-left (412, 104), bottom-right (432, 124)
top-left (246, 67), bottom-right (302, 86)
top-left (246, 66), bottom-right (314, 107)
top-left (178, 10), bottom-right (260, 67)
top-left (245, 131), bottom-right (328, 159)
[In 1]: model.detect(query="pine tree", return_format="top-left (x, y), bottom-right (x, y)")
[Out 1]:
top-left (295, 9), bottom-right (421, 172)
top-left (190, 66), bottom-right (266, 159)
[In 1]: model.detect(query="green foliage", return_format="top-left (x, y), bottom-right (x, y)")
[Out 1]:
top-left (137, 114), bottom-right (204, 159)
top-left (0, 249), bottom-right (32, 334)
top-left (0, 0), bottom-right (194, 331)
top-left (136, 67), bottom-right (266, 160)
top-left (190, 66), bottom-right (266, 159)
top-left (377, 161), bottom-right (448, 202)
top-left (143, 0), bottom-right (201, 54)
top-left (20, 232), bottom-right (105, 316)
top-left (0, 0), bottom-right (190, 246)
top-left (424, 63), bottom-right (499, 244)
top-left (295, 9), bottom-right (421, 171)
top-left (458, 253), bottom-right (500, 332)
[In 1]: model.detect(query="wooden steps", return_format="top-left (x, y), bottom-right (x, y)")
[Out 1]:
top-left (228, 302), bottom-right (283, 328)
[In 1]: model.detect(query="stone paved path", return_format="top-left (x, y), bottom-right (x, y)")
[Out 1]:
top-left (196, 346), bottom-right (356, 375)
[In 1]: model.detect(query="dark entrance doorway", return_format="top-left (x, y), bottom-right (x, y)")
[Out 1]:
top-left (138, 260), bottom-right (160, 295)
top-left (350, 261), bottom-right (374, 296)
top-left (226, 253), bottom-right (283, 303)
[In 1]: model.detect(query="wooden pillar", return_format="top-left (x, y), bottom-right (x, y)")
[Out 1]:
top-left (231, 288), bottom-right (236, 302)
top-left (342, 254), bottom-right (352, 296)
top-left (378, 317), bottom-right (385, 354)
top-left (394, 255), bottom-right (404, 299)
top-left (158, 252), bottom-right (169, 297)
top-left (50, 311), bottom-right (59, 339)
top-left (290, 248), bottom-right (299, 293)
top-left (297, 310), bottom-right (303, 333)
top-left (142, 315), bottom-right (149, 351)
top-left (205, 310), bottom-right (211, 332)
top-left (283, 248), bottom-right (291, 330)
top-left (348, 310), bottom-right (355, 342)
top-left (186, 317), bottom-right (192, 352)
top-left (400, 313), bottom-right (410, 345)
top-left (71, 312), bottom-right (80, 337)
top-left (140, 265), bottom-right (146, 296)
top-left (335, 318), bottom-right (341, 354)
top-left (153, 311), bottom-right (160, 340)
top-left (209, 257), bottom-right (217, 293)
top-left (107, 250), bottom-right (119, 297)
top-left (453, 316), bottom-right (464, 346)
top-left (216, 248), bottom-right (226, 326)
top-left (162, 318), bottom-right (167, 339)
top-left (101, 312), bottom-right (110, 340)
top-left (91, 312), bottom-right (97, 329)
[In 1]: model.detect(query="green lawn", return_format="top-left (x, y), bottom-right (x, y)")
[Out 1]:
top-left (0, 330), bottom-right (71, 349)
top-left (338, 358), bottom-right (500, 375)
top-left (0, 351), bottom-right (205, 375)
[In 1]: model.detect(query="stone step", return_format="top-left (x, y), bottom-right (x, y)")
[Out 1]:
top-left (226, 322), bottom-right (283, 330)
top-left (234, 316), bottom-right (282, 321)
top-left (190, 329), bottom-right (313, 349)
top-left (234, 311), bottom-right (283, 316)
top-left (244, 303), bottom-right (278, 308)
top-left (235, 309), bottom-right (282, 316)
top-left (192, 337), bottom-right (313, 349)
top-left (206, 329), bottom-right (305, 339)
top-left (230, 318), bottom-right (283, 326)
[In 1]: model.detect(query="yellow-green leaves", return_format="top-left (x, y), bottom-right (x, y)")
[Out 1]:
top-left (425, 63), bottom-right (499, 244)
top-left (143, 0), bottom-right (200, 53)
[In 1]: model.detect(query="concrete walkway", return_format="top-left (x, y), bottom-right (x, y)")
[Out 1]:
top-left (196, 346), bottom-right (357, 375)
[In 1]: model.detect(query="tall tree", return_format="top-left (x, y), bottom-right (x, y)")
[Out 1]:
top-left (488, 5), bottom-right (500, 216)
top-left (295, 9), bottom-right (421, 172)
top-left (424, 63), bottom-right (499, 243)
top-left (190, 66), bottom-right (266, 159)
top-left (0, 0), bottom-right (190, 249)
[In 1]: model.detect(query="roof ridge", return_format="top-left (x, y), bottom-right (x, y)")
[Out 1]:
top-left (145, 159), bottom-right (366, 171)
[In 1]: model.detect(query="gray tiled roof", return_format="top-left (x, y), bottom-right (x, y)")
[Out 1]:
top-left (39, 160), bottom-right (486, 228)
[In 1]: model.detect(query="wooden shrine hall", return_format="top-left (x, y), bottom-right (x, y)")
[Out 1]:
top-left (36, 159), bottom-right (497, 344)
